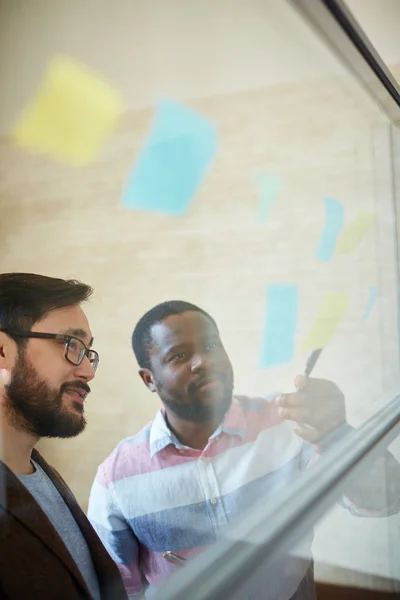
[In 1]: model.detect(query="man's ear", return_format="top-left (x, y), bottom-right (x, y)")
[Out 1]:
top-left (139, 368), bottom-right (157, 392)
top-left (0, 331), bottom-right (17, 384)
top-left (0, 332), bottom-right (16, 366)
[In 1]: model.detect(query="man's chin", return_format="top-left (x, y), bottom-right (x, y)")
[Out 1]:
top-left (195, 388), bottom-right (232, 406)
top-left (41, 410), bottom-right (87, 438)
top-left (50, 419), bottom-right (86, 438)
top-left (188, 397), bottom-right (232, 422)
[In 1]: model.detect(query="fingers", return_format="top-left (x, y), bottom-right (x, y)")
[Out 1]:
top-left (294, 375), bottom-right (340, 394)
top-left (275, 392), bottom-right (305, 408)
top-left (278, 406), bottom-right (310, 422)
top-left (275, 378), bottom-right (346, 434)
top-left (294, 374), bottom-right (307, 390)
top-left (277, 403), bottom-right (328, 428)
top-left (293, 424), bottom-right (321, 443)
top-left (276, 379), bottom-right (343, 408)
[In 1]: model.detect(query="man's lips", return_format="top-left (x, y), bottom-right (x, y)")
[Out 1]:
top-left (63, 387), bottom-right (89, 403)
top-left (196, 377), bottom-right (222, 392)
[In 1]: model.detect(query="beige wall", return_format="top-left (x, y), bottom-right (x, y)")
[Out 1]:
top-left (1, 0), bottom-right (400, 585)
top-left (0, 0), bottom-right (358, 133)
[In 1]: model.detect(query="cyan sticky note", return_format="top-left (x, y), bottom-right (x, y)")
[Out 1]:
top-left (363, 286), bottom-right (378, 320)
top-left (122, 100), bottom-right (217, 215)
top-left (11, 55), bottom-right (124, 166)
top-left (316, 197), bottom-right (345, 262)
top-left (260, 284), bottom-right (299, 368)
top-left (254, 173), bottom-right (283, 223)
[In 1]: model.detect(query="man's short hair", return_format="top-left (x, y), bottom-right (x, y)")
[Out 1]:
top-left (132, 300), bottom-right (217, 369)
top-left (0, 272), bottom-right (93, 334)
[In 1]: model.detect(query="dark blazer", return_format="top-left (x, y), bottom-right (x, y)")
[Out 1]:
top-left (0, 449), bottom-right (128, 600)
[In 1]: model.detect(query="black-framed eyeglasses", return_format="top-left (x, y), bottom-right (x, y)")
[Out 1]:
top-left (0, 329), bottom-right (99, 372)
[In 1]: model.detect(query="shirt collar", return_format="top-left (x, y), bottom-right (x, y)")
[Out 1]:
top-left (149, 409), bottom-right (181, 458)
top-left (149, 398), bottom-right (246, 459)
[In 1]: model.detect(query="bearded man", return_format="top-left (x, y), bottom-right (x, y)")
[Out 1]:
top-left (0, 272), bottom-right (127, 600)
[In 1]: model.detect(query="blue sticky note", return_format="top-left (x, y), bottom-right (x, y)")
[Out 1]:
top-left (122, 100), bottom-right (217, 215)
top-left (316, 197), bottom-right (345, 261)
top-left (260, 284), bottom-right (299, 368)
top-left (254, 173), bottom-right (283, 223)
top-left (363, 286), bottom-right (377, 320)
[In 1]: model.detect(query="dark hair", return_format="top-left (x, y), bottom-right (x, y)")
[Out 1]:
top-left (132, 300), bottom-right (218, 369)
top-left (0, 272), bottom-right (93, 334)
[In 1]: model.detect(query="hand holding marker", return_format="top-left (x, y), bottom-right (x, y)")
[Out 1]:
top-left (299, 348), bottom-right (323, 431)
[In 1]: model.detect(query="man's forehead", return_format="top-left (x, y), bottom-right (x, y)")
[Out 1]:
top-left (151, 311), bottom-right (217, 343)
top-left (34, 305), bottom-right (93, 342)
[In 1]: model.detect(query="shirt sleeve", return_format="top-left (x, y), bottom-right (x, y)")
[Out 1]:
top-left (88, 464), bottom-right (145, 597)
top-left (340, 451), bottom-right (400, 518)
top-left (301, 427), bottom-right (400, 518)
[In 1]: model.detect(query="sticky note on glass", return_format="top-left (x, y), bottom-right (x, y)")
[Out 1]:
top-left (122, 100), bottom-right (217, 215)
top-left (335, 211), bottom-right (375, 255)
top-left (254, 173), bottom-right (283, 223)
top-left (260, 284), bottom-right (299, 368)
top-left (302, 293), bottom-right (349, 351)
top-left (11, 55), bottom-right (124, 166)
top-left (316, 197), bottom-right (345, 262)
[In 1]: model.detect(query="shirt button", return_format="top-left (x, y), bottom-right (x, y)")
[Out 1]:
top-left (210, 498), bottom-right (217, 505)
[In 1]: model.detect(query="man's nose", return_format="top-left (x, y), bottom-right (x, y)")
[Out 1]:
top-left (190, 352), bottom-right (211, 372)
top-left (74, 355), bottom-right (96, 382)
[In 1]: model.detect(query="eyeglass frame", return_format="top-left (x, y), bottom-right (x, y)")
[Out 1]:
top-left (0, 328), bottom-right (99, 372)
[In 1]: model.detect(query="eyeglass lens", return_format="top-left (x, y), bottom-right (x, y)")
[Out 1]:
top-left (66, 338), bottom-right (98, 371)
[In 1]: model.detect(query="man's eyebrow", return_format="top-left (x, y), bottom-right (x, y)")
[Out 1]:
top-left (163, 343), bottom-right (187, 355)
top-left (158, 343), bottom-right (188, 362)
top-left (61, 328), bottom-right (94, 347)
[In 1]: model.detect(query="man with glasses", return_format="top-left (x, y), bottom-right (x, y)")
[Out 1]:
top-left (0, 272), bottom-right (127, 600)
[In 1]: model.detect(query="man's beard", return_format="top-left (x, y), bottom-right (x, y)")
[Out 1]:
top-left (159, 378), bottom-right (233, 423)
top-left (4, 352), bottom-right (88, 438)
top-left (163, 396), bottom-right (232, 422)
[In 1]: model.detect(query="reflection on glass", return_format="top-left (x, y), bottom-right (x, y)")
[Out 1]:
top-left (0, 0), bottom-right (399, 600)
top-left (314, 439), bottom-right (400, 597)
top-left (220, 431), bottom-right (400, 600)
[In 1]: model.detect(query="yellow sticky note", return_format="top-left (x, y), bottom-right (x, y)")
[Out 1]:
top-left (335, 211), bottom-right (375, 254)
top-left (302, 293), bottom-right (350, 351)
top-left (11, 55), bottom-right (124, 166)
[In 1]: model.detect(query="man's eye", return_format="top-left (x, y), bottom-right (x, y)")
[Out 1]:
top-left (172, 352), bottom-right (186, 361)
top-left (205, 342), bottom-right (218, 350)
